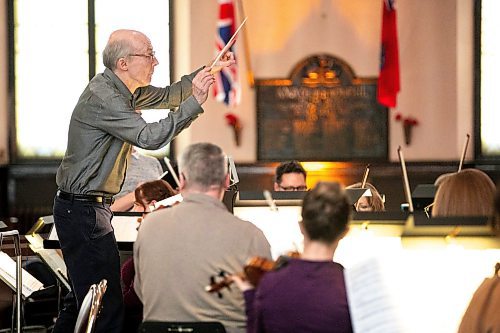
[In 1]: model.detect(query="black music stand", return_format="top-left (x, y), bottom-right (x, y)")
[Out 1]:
top-left (411, 184), bottom-right (436, 211)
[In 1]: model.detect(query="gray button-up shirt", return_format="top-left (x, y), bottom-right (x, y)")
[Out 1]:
top-left (56, 68), bottom-right (203, 196)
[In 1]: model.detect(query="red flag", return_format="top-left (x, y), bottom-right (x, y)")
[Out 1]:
top-left (213, 0), bottom-right (240, 107)
top-left (377, 0), bottom-right (400, 108)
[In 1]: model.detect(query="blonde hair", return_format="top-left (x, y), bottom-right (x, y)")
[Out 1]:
top-left (346, 182), bottom-right (385, 212)
top-left (432, 169), bottom-right (495, 217)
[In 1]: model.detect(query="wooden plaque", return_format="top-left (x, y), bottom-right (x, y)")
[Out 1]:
top-left (256, 54), bottom-right (388, 161)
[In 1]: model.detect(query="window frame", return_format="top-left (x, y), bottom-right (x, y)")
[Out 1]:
top-left (7, 0), bottom-right (173, 163)
top-left (474, 0), bottom-right (500, 161)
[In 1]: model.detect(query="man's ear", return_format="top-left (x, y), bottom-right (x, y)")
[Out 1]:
top-left (224, 173), bottom-right (230, 189)
top-left (179, 173), bottom-right (186, 191)
top-left (116, 57), bottom-right (128, 71)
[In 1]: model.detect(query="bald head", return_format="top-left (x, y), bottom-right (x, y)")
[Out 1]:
top-left (103, 29), bottom-right (150, 71)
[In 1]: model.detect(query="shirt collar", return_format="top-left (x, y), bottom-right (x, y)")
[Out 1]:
top-left (103, 68), bottom-right (134, 103)
top-left (182, 192), bottom-right (227, 211)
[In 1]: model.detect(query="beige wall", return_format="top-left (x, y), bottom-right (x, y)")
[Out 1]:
top-left (174, 0), bottom-right (474, 162)
top-left (0, 0), bottom-right (474, 163)
top-left (0, 0), bottom-right (8, 165)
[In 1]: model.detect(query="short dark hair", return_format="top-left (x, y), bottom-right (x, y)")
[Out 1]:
top-left (275, 160), bottom-right (307, 184)
top-left (301, 182), bottom-right (350, 244)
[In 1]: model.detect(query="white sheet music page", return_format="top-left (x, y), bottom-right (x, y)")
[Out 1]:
top-left (344, 256), bottom-right (406, 333)
top-left (0, 251), bottom-right (44, 297)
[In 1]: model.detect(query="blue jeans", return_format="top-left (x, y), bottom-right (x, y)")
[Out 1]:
top-left (52, 196), bottom-right (124, 333)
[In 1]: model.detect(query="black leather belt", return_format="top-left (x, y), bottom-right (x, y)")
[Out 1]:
top-left (56, 190), bottom-right (114, 205)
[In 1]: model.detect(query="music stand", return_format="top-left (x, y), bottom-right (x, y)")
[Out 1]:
top-left (26, 216), bottom-right (71, 292)
top-left (44, 212), bottom-right (143, 252)
top-left (234, 191), bottom-right (303, 259)
top-left (411, 184), bottom-right (437, 211)
top-left (397, 146), bottom-right (414, 213)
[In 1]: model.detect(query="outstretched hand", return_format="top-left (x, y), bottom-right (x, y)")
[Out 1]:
top-left (209, 51), bottom-right (236, 74)
top-left (192, 67), bottom-right (216, 105)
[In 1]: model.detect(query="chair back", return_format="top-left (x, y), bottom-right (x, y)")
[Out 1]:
top-left (73, 279), bottom-right (107, 333)
top-left (138, 321), bottom-right (227, 333)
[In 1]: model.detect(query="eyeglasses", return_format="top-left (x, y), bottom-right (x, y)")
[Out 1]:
top-left (278, 185), bottom-right (308, 191)
top-left (424, 202), bottom-right (435, 218)
top-left (128, 51), bottom-right (156, 62)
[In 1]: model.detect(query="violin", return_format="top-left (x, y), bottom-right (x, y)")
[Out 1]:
top-left (205, 251), bottom-right (300, 296)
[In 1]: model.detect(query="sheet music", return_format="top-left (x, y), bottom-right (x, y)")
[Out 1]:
top-left (0, 251), bottom-right (44, 297)
top-left (342, 247), bottom-right (500, 333)
top-left (25, 233), bottom-right (71, 291)
top-left (233, 206), bottom-right (303, 259)
top-left (344, 257), bottom-right (406, 333)
top-left (48, 216), bottom-right (141, 243)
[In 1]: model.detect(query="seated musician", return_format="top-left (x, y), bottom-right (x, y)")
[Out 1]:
top-left (132, 179), bottom-right (177, 212)
top-left (346, 182), bottom-right (385, 212)
top-left (110, 147), bottom-right (164, 212)
top-left (133, 142), bottom-right (271, 333)
top-left (273, 160), bottom-right (308, 191)
top-left (233, 182), bottom-right (353, 333)
top-left (457, 183), bottom-right (500, 332)
top-left (432, 168), bottom-right (495, 217)
top-left (121, 179), bottom-right (177, 333)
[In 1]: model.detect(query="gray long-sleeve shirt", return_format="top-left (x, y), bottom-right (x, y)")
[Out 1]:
top-left (56, 68), bottom-right (203, 196)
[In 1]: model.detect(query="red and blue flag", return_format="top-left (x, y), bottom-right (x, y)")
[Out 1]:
top-left (214, 0), bottom-right (240, 106)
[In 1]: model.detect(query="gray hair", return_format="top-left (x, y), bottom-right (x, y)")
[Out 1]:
top-left (102, 36), bottom-right (135, 70)
top-left (179, 143), bottom-right (228, 191)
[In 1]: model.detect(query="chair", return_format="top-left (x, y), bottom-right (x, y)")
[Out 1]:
top-left (138, 321), bottom-right (227, 333)
top-left (73, 279), bottom-right (107, 333)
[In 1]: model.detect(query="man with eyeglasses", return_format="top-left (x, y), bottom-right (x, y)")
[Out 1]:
top-left (52, 29), bottom-right (235, 333)
top-left (273, 160), bottom-right (308, 191)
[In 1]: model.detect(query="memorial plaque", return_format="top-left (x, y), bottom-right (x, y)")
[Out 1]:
top-left (256, 54), bottom-right (388, 161)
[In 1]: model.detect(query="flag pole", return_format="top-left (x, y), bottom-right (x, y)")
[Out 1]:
top-left (236, 0), bottom-right (255, 88)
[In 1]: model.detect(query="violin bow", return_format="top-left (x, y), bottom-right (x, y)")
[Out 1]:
top-left (361, 164), bottom-right (370, 188)
top-left (458, 133), bottom-right (470, 172)
top-left (355, 164), bottom-right (370, 211)
top-left (397, 146), bottom-right (414, 213)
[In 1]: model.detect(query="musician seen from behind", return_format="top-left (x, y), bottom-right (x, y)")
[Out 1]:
top-left (432, 168), bottom-right (495, 217)
top-left (457, 182), bottom-right (500, 333)
top-left (273, 160), bottom-right (308, 191)
top-left (52, 28), bottom-right (235, 333)
top-left (134, 142), bottom-right (271, 333)
top-left (121, 179), bottom-right (178, 333)
top-left (233, 182), bottom-right (353, 333)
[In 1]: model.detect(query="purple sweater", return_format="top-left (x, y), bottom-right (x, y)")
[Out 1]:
top-left (243, 258), bottom-right (353, 333)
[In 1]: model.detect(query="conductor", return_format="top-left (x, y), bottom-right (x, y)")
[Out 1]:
top-left (52, 29), bottom-right (235, 333)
